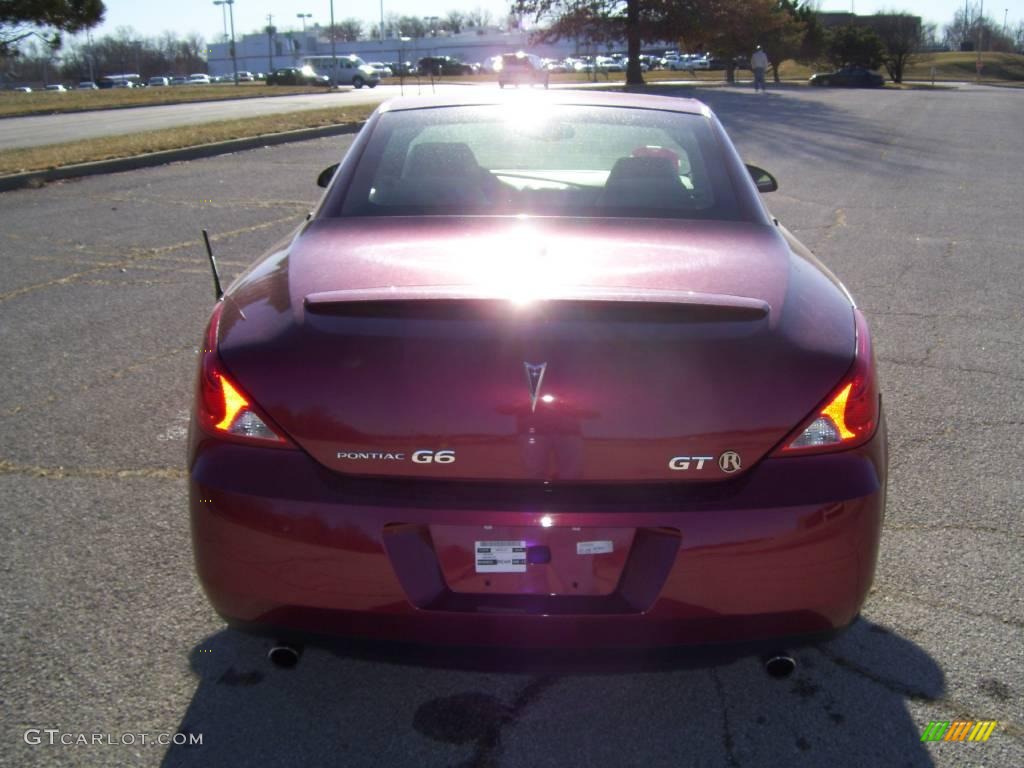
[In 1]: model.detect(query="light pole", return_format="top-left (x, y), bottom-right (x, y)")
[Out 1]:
top-left (379, 0), bottom-right (385, 44)
top-left (267, 14), bottom-right (275, 72)
top-left (213, 1), bottom-right (228, 42)
top-left (297, 13), bottom-right (312, 33)
top-left (215, 0), bottom-right (239, 85)
top-left (399, 36), bottom-right (410, 94)
top-left (86, 30), bottom-right (95, 82)
top-left (229, 0), bottom-right (238, 84)
top-left (976, 0), bottom-right (984, 82)
top-left (329, 0), bottom-right (337, 85)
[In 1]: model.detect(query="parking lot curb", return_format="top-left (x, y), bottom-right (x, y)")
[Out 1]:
top-left (0, 121), bottom-right (364, 193)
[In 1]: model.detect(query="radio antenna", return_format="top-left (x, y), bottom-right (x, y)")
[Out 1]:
top-left (201, 229), bottom-right (224, 300)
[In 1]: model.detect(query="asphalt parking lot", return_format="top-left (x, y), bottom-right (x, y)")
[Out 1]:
top-left (1, 85), bottom-right (1021, 768)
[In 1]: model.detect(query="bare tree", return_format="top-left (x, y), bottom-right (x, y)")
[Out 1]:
top-left (941, 2), bottom-right (1006, 50)
top-left (465, 7), bottom-right (493, 29)
top-left (873, 12), bottom-right (921, 83)
top-left (383, 12), bottom-right (402, 38)
top-left (5, 27), bottom-right (216, 82)
top-left (396, 16), bottom-right (428, 38)
top-left (179, 33), bottom-right (206, 73)
top-left (946, 6), bottom-right (1017, 52)
top-left (444, 11), bottom-right (467, 34)
top-left (919, 21), bottom-right (938, 48)
top-left (330, 19), bottom-right (363, 42)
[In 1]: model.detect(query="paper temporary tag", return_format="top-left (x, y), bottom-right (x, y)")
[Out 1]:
top-left (475, 541), bottom-right (527, 573)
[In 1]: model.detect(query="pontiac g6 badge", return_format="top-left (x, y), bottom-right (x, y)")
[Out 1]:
top-left (336, 450), bottom-right (455, 463)
top-left (523, 362), bottom-right (547, 413)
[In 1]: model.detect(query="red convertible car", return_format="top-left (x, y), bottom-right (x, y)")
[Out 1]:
top-left (189, 92), bottom-right (886, 667)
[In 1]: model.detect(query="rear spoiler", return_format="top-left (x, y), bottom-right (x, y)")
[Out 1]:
top-left (304, 286), bottom-right (769, 322)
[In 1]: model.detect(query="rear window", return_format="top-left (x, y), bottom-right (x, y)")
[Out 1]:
top-left (502, 56), bottom-right (534, 69)
top-left (334, 104), bottom-right (744, 221)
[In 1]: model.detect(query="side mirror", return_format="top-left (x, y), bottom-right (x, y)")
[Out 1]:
top-left (317, 163), bottom-right (339, 188)
top-left (745, 164), bottom-right (778, 193)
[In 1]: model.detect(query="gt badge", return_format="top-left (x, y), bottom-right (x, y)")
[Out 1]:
top-left (668, 456), bottom-right (713, 471)
top-left (718, 451), bottom-right (742, 473)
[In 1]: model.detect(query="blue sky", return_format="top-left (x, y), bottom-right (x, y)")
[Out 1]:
top-left (88, 0), bottom-right (1022, 41)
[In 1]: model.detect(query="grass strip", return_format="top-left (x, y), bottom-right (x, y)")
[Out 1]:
top-left (0, 105), bottom-right (375, 176)
top-left (0, 84), bottom-right (333, 118)
top-left (902, 51), bottom-right (1024, 81)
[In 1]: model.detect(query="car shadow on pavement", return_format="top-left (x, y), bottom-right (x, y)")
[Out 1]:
top-left (632, 85), bottom-right (934, 180)
top-left (162, 616), bottom-right (943, 767)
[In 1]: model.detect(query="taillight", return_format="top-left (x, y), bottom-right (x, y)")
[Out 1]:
top-left (775, 309), bottom-right (879, 455)
top-left (196, 303), bottom-right (293, 447)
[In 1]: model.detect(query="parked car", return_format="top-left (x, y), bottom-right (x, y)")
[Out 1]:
top-left (568, 57), bottom-right (595, 73)
top-left (188, 74), bottom-right (212, 85)
top-left (266, 67), bottom-right (331, 87)
top-left (44, 84), bottom-right (68, 92)
top-left (417, 56), bottom-right (473, 77)
top-left (809, 66), bottom-right (885, 87)
top-left (190, 91), bottom-right (886, 658)
top-left (366, 62), bottom-right (393, 78)
top-left (388, 61), bottom-right (415, 77)
top-left (664, 55), bottom-right (695, 72)
top-left (148, 76), bottom-right (170, 87)
top-left (234, 71), bottom-right (255, 82)
top-left (314, 56), bottom-right (379, 88)
top-left (496, 52), bottom-right (549, 89)
top-left (98, 75), bottom-right (141, 89)
top-left (78, 81), bottom-right (99, 90)
top-left (170, 76), bottom-right (189, 86)
top-left (13, 86), bottom-right (32, 93)
top-left (595, 56), bottom-right (623, 72)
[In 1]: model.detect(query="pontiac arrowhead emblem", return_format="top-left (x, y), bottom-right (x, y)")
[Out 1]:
top-left (523, 362), bottom-right (547, 413)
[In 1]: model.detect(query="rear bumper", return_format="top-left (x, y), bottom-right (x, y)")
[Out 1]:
top-left (189, 418), bottom-right (886, 649)
top-left (498, 73), bottom-right (547, 85)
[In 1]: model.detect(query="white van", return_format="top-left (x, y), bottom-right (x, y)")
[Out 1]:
top-left (303, 55), bottom-right (380, 88)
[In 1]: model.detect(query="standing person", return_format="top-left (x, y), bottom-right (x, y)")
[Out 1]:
top-left (751, 45), bottom-right (769, 92)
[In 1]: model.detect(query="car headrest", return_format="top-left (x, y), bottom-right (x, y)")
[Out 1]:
top-left (596, 155), bottom-right (690, 210)
top-left (404, 142), bottom-right (483, 178)
top-left (604, 156), bottom-right (681, 188)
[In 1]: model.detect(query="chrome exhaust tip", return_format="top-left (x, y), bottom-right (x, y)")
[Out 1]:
top-left (763, 653), bottom-right (796, 679)
top-left (268, 643), bottom-right (302, 669)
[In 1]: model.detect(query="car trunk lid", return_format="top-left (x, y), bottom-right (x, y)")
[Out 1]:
top-left (217, 217), bottom-right (854, 482)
